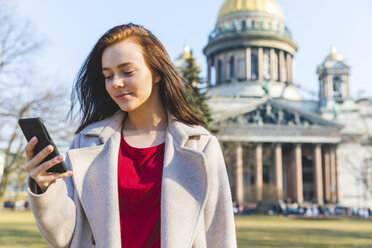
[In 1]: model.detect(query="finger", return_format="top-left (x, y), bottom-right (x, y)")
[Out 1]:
top-left (33, 154), bottom-right (64, 175)
top-left (26, 145), bottom-right (55, 172)
top-left (41, 171), bottom-right (73, 183)
top-left (25, 137), bottom-right (38, 161)
top-left (31, 170), bottom-right (73, 192)
top-left (53, 171), bottom-right (73, 180)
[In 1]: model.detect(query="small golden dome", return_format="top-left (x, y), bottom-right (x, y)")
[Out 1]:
top-left (218, 0), bottom-right (284, 20)
top-left (326, 45), bottom-right (344, 62)
top-left (182, 44), bottom-right (192, 58)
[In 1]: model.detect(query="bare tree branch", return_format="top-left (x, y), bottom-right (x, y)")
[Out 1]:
top-left (0, 1), bottom-right (73, 207)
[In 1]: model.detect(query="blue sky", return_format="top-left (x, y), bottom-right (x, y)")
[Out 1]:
top-left (13, 0), bottom-right (372, 99)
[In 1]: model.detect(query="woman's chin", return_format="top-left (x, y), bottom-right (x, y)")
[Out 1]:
top-left (119, 106), bottom-right (134, 112)
top-left (117, 104), bottom-right (138, 113)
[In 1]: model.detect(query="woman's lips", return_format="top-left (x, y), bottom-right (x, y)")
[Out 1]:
top-left (116, 93), bottom-right (131, 100)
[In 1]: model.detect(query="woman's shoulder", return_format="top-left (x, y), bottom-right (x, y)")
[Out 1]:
top-left (169, 116), bottom-right (210, 137)
top-left (79, 111), bottom-right (124, 135)
top-left (170, 119), bottom-right (219, 153)
top-left (71, 111), bottom-right (125, 149)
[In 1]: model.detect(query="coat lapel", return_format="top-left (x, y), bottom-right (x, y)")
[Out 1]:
top-left (67, 112), bottom-right (124, 247)
top-left (161, 117), bottom-right (209, 248)
top-left (67, 111), bottom-right (210, 248)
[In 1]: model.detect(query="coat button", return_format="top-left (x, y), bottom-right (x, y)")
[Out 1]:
top-left (91, 234), bottom-right (96, 245)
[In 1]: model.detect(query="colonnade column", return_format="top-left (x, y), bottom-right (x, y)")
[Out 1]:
top-left (330, 145), bottom-right (337, 203)
top-left (214, 55), bottom-right (218, 85)
top-left (274, 143), bottom-right (283, 201)
top-left (255, 143), bottom-right (263, 202)
top-left (286, 53), bottom-right (292, 83)
top-left (235, 143), bottom-right (244, 203)
top-left (313, 144), bottom-right (324, 204)
top-left (321, 80), bottom-right (325, 100)
top-left (336, 146), bottom-right (342, 203)
top-left (279, 50), bottom-right (285, 82)
top-left (234, 49), bottom-right (239, 80)
top-left (341, 76), bottom-right (348, 98)
top-left (207, 56), bottom-right (212, 87)
top-left (323, 146), bottom-right (331, 202)
top-left (293, 144), bottom-right (303, 203)
top-left (322, 77), bottom-right (327, 98)
top-left (327, 75), bottom-right (333, 99)
top-left (258, 47), bottom-right (264, 81)
top-left (223, 51), bottom-right (228, 82)
top-left (245, 47), bottom-right (251, 80)
top-left (270, 48), bottom-right (275, 81)
top-left (286, 149), bottom-right (294, 200)
top-left (345, 75), bottom-right (351, 97)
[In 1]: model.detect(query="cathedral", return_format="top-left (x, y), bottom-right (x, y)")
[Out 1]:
top-left (202, 0), bottom-right (372, 207)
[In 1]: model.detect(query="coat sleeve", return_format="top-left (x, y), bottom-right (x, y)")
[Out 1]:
top-left (27, 134), bottom-right (80, 248)
top-left (203, 135), bottom-right (237, 248)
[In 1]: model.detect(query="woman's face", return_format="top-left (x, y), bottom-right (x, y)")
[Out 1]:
top-left (101, 39), bottom-right (160, 112)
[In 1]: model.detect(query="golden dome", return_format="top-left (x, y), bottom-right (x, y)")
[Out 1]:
top-left (325, 45), bottom-right (344, 62)
top-left (182, 44), bottom-right (192, 58)
top-left (218, 0), bottom-right (284, 20)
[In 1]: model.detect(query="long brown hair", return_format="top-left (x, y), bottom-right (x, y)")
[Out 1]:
top-left (68, 23), bottom-right (205, 134)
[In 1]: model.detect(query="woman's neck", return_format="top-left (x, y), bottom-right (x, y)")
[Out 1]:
top-left (124, 90), bottom-right (167, 133)
top-left (125, 109), bottom-right (167, 133)
top-left (121, 85), bottom-right (167, 148)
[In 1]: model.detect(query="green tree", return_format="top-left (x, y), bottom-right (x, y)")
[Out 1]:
top-left (178, 49), bottom-right (215, 132)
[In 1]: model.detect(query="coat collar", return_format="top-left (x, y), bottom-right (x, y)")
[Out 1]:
top-left (68, 110), bottom-right (210, 248)
top-left (81, 110), bottom-right (210, 146)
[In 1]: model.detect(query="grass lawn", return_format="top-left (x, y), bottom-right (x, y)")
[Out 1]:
top-left (0, 209), bottom-right (48, 248)
top-left (1, 210), bottom-right (372, 247)
top-left (236, 215), bottom-right (372, 248)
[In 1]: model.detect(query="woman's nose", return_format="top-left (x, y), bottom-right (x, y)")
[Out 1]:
top-left (112, 75), bottom-right (125, 88)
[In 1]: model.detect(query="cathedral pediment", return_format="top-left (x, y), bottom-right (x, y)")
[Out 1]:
top-left (213, 98), bottom-right (342, 143)
top-left (216, 98), bottom-right (341, 129)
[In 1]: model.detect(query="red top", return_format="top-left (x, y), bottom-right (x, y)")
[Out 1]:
top-left (117, 134), bottom-right (165, 248)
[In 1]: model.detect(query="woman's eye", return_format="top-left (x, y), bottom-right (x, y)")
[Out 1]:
top-left (104, 75), bottom-right (113, 79)
top-left (124, 71), bottom-right (133, 75)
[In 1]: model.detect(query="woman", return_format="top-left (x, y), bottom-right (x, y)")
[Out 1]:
top-left (25, 23), bottom-right (236, 248)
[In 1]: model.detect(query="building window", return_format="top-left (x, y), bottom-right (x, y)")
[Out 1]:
top-left (232, 20), bottom-right (238, 32)
top-left (251, 53), bottom-right (258, 80)
top-left (243, 172), bottom-right (252, 187)
top-left (333, 77), bottom-right (342, 98)
top-left (211, 66), bottom-right (216, 86)
top-left (229, 56), bottom-right (234, 79)
top-left (242, 20), bottom-right (247, 31)
top-left (217, 59), bottom-right (223, 84)
top-left (263, 164), bottom-right (270, 183)
top-left (258, 21), bottom-right (263, 30)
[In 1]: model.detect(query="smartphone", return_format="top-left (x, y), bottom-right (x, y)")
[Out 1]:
top-left (18, 117), bottom-right (67, 173)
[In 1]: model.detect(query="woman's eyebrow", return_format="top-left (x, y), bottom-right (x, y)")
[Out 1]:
top-left (102, 62), bottom-right (134, 71)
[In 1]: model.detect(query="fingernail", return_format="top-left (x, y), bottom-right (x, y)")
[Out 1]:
top-left (48, 145), bottom-right (53, 150)
top-left (57, 155), bottom-right (63, 160)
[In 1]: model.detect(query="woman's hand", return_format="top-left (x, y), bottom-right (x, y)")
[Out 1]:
top-left (25, 136), bottom-right (73, 193)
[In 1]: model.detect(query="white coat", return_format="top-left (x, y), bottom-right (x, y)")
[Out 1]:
top-left (28, 110), bottom-right (237, 248)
